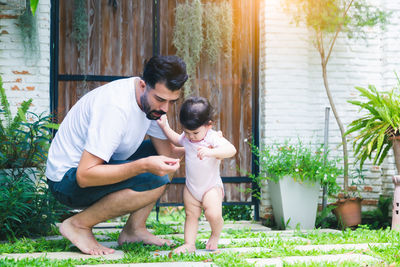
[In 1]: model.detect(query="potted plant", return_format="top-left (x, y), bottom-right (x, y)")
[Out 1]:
top-left (346, 76), bottom-right (400, 230)
top-left (249, 139), bottom-right (342, 229)
top-left (0, 76), bottom-right (62, 240)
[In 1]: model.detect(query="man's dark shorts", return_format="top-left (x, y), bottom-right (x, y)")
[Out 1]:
top-left (47, 140), bottom-right (169, 208)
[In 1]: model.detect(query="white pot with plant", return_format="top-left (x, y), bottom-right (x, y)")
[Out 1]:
top-left (249, 139), bottom-right (342, 229)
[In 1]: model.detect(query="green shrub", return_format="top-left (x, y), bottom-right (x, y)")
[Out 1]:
top-left (222, 205), bottom-right (253, 221)
top-left (361, 196), bottom-right (392, 230)
top-left (249, 139), bottom-right (342, 197)
top-left (346, 79), bottom-right (400, 169)
top-left (0, 76), bottom-right (64, 240)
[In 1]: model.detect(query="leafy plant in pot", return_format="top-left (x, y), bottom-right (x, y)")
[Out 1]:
top-left (0, 76), bottom-right (63, 240)
top-left (249, 139), bottom-right (342, 229)
top-left (346, 76), bottom-right (400, 230)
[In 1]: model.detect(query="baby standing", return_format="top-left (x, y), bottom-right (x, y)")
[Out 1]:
top-left (157, 96), bottom-right (236, 253)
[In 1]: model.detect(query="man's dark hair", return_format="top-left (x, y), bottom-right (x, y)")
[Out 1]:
top-left (142, 55), bottom-right (188, 91)
top-left (179, 96), bottom-right (213, 130)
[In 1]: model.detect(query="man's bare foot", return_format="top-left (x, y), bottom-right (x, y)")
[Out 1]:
top-left (118, 228), bottom-right (173, 246)
top-left (60, 217), bottom-right (115, 255)
top-left (206, 235), bottom-right (219, 250)
top-left (173, 243), bottom-right (196, 254)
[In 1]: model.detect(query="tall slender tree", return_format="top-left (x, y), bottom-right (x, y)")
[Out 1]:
top-left (284, 0), bottom-right (389, 194)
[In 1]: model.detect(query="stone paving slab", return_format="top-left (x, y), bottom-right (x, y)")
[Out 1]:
top-left (246, 253), bottom-right (380, 266)
top-left (92, 228), bottom-right (124, 234)
top-left (195, 223), bottom-right (271, 232)
top-left (198, 236), bottom-right (309, 245)
top-left (94, 222), bottom-right (125, 228)
top-left (158, 234), bottom-right (185, 239)
top-left (262, 229), bottom-right (341, 236)
top-left (43, 234), bottom-right (111, 241)
top-left (98, 241), bottom-right (120, 248)
top-left (56, 222), bottom-right (125, 229)
top-left (77, 262), bottom-right (213, 267)
top-left (152, 247), bottom-right (271, 257)
top-left (0, 250), bottom-right (124, 261)
top-left (294, 243), bottom-right (391, 252)
top-left (169, 223), bottom-right (270, 233)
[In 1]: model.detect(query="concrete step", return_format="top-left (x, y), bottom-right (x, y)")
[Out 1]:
top-left (76, 262), bottom-right (213, 267)
top-left (246, 253), bottom-right (381, 266)
top-left (294, 242), bottom-right (391, 252)
top-left (0, 250), bottom-right (124, 261)
top-left (152, 247), bottom-right (271, 257)
top-left (198, 236), bottom-right (309, 245)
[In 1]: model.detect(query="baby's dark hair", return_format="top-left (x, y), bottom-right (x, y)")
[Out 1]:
top-left (179, 96), bottom-right (213, 130)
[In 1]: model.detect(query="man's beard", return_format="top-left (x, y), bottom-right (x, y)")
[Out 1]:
top-left (140, 91), bottom-right (166, 120)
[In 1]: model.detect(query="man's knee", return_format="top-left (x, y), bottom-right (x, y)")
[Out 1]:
top-left (144, 184), bottom-right (166, 202)
top-left (154, 184), bottom-right (167, 195)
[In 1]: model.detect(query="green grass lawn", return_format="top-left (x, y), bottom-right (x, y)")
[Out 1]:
top-left (1, 211), bottom-right (400, 267)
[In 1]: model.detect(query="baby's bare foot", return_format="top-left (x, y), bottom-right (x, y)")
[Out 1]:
top-left (206, 235), bottom-right (219, 250)
top-left (173, 243), bottom-right (196, 254)
top-left (60, 218), bottom-right (114, 255)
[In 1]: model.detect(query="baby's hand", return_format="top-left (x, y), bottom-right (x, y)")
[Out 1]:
top-left (157, 114), bottom-right (168, 129)
top-left (197, 146), bottom-right (214, 160)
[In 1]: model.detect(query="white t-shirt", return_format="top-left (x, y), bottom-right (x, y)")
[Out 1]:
top-left (179, 129), bottom-right (228, 202)
top-left (45, 77), bottom-right (166, 182)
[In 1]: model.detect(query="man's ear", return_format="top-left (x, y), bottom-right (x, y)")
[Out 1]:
top-left (138, 79), bottom-right (147, 93)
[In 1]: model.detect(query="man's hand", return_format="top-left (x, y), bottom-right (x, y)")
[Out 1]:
top-left (145, 155), bottom-right (180, 176)
top-left (197, 147), bottom-right (214, 160)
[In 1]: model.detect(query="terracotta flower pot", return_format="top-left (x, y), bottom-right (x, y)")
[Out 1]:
top-left (332, 197), bottom-right (362, 228)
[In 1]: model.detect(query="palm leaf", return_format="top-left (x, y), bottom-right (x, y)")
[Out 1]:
top-left (348, 81), bottom-right (400, 169)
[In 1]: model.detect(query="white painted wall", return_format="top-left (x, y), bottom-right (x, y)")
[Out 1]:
top-left (0, 0), bottom-right (50, 116)
top-left (259, 0), bottom-right (400, 219)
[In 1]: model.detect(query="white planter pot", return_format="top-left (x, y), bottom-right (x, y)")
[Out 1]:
top-left (268, 175), bottom-right (320, 229)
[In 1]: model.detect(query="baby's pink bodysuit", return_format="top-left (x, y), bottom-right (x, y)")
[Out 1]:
top-left (179, 129), bottom-right (228, 202)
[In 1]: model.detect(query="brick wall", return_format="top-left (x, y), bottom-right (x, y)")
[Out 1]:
top-left (259, 0), bottom-right (400, 219)
top-left (0, 0), bottom-right (50, 116)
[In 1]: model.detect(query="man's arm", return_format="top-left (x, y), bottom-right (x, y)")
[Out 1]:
top-left (76, 150), bottom-right (180, 188)
top-left (150, 136), bottom-right (185, 159)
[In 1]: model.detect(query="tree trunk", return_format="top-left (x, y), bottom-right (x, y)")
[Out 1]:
top-left (321, 63), bottom-right (349, 193)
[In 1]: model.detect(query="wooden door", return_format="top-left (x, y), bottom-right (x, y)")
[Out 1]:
top-left (53, 0), bottom-right (258, 206)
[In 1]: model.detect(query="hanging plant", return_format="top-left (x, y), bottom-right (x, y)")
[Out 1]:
top-left (173, 0), bottom-right (233, 95)
top-left (218, 1), bottom-right (233, 60)
top-left (203, 1), bottom-right (233, 65)
top-left (173, 0), bottom-right (203, 96)
top-left (72, 0), bottom-right (88, 71)
top-left (17, 0), bottom-right (39, 59)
